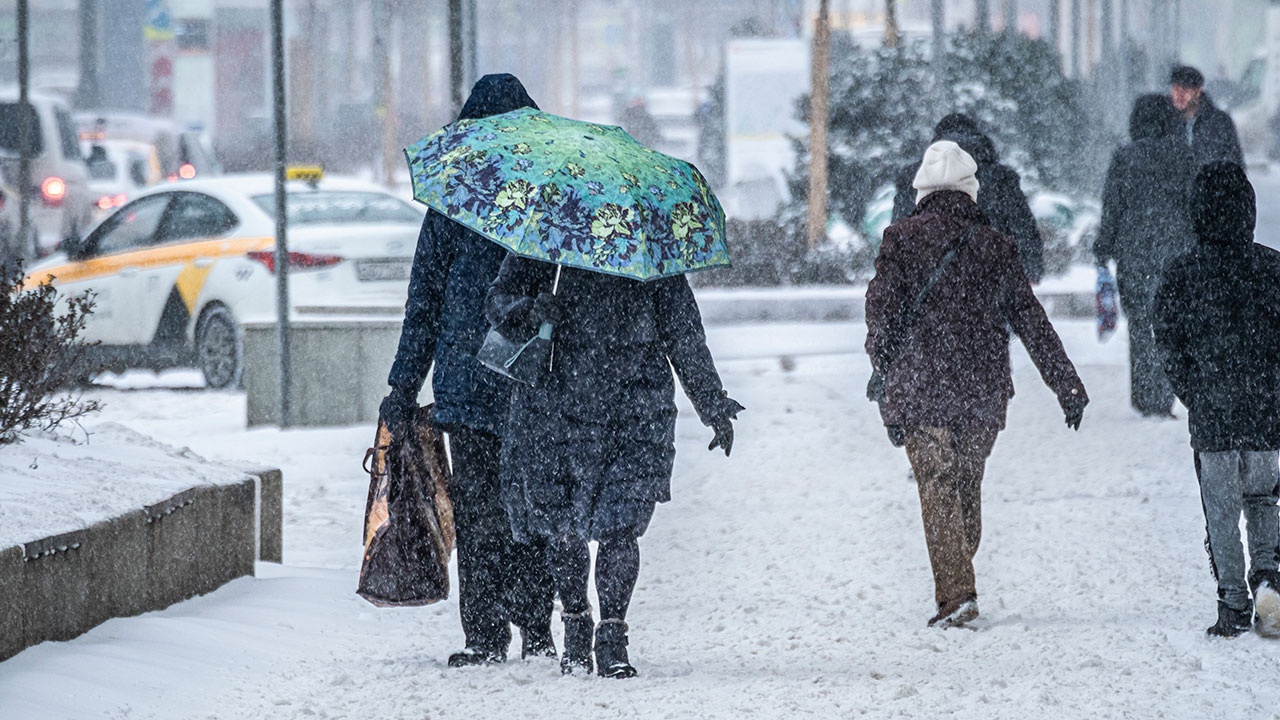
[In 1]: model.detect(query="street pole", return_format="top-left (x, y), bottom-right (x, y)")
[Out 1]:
top-left (271, 0), bottom-right (292, 428)
top-left (17, 0), bottom-right (31, 261)
top-left (931, 0), bottom-right (946, 106)
top-left (806, 0), bottom-right (830, 252)
top-left (448, 0), bottom-right (463, 116)
top-left (75, 0), bottom-right (99, 109)
top-left (885, 0), bottom-right (900, 48)
top-left (1070, 0), bottom-right (1081, 77)
top-left (1049, 0), bottom-right (1061, 65)
top-left (976, 0), bottom-right (990, 34)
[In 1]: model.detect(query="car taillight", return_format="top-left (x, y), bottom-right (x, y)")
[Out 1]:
top-left (246, 250), bottom-right (344, 274)
top-left (96, 194), bottom-right (128, 210)
top-left (41, 176), bottom-right (66, 207)
top-left (178, 163), bottom-right (196, 179)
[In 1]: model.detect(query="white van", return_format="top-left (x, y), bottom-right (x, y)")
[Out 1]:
top-left (0, 89), bottom-right (95, 259)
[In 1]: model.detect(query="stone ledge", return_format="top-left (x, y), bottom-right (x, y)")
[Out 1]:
top-left (0, 468), bottom-right (282, 662)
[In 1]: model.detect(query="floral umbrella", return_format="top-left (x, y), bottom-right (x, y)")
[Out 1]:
top-left (404, 107), bottom-right (729, 281)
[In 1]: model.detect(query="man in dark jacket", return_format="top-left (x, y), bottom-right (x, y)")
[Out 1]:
top-left (867, 140), bottom-right (1088, 629)
top-left (380, 74), bottom-right (554, 667)
top-left (1094, 94), bottom-right (1198, 418)
top-left (1170, 65), bottom-right (1245, 169)
top-left (892, 113), bottom-right (1044, 282)
top-left (1153, 161), bottom-right (1280, 639)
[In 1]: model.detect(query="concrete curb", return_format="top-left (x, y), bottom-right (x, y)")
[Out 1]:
top-left (0, 468), bottom-right (282, 662)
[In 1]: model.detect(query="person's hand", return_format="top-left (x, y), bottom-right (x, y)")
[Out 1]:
top-left (531, 292), bottom-right (563, 326)
top-left (378, 387), bottom-right (418, 443)
top-left (1061, 391), bottom-right (1088, 431)
top-left (708, 419), bottom-right (734, 456)
top-left (886, 425), bottom-right (907, 447)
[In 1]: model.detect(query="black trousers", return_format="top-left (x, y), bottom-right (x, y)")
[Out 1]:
top-left (447, 426), bottom-right (553, 652)
top-left (1117, 273), bottom-right (1175, 416)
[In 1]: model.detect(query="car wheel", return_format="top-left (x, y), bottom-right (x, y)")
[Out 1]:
top-left (196, 305), bottom-right (242, 390)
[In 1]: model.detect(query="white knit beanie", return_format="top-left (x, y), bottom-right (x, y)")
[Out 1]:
top-left (913, 140), bottom-right (980, 204)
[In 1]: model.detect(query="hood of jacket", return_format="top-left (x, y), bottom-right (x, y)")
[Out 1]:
top-left (1192, 161), bottom-right (1256, 247)
top-left (1129, 93), bottom-right (1179, 141)
top-left (458, 74), bottom-right (538, 120)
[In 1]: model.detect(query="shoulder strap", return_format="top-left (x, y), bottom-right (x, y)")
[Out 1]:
top-left (880, 225), bottom-right (975, 370)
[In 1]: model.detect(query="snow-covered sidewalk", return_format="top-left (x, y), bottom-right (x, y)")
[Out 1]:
top-left (1, 320), bottom-right (1279, 719)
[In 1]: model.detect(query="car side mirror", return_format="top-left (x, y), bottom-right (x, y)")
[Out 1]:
top-left (60, 234), bottom-right (86, 260)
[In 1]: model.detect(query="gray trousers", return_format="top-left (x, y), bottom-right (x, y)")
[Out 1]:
top-left (1196, 450), bottom-right (1280, 610)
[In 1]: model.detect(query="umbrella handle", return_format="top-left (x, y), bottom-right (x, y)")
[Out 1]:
top-left (546, 265), bottom-right (562, 371)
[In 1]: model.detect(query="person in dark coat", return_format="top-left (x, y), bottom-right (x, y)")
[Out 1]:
top-left (1170, 65), bottom-right (1245, 169)
top-left (1093, 93), bottom-right (1198, 418)
top-left (1153, 161), bottom-right (1280, 639)
top-left (892, 113), bottom-right (1044, 283)
top-left (485, 256), bottom-right (743, 677)
top-left (379, 74), bottom-right (555, 668)
top-left (867, 141), bottom-right (1088, 629)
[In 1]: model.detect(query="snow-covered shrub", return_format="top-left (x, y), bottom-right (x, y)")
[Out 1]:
top-left (0, 261), bottom-right (101, 444)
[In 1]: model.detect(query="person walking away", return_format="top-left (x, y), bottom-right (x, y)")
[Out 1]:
top-left (485, 256), bottom-right (743, 677)
top-left (1153, 161), bottom-right (1280, 639)
top-left (867, 141), bottom-right (1088, 628)
top-left (892, 113), bottom-right (1043, 283)
top-left (1093, 94), bottom-right (1197, 418)
top-left (1169, 65), bottom-right (1245, 169)
top-left (379, 74), bottom-right (555, 667)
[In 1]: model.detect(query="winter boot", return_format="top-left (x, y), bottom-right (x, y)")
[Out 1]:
top-left (928, 593), bottom-right (979, 629)
top-left (447, 645), bottom-right (506, 667)
top-left (594, 619), bottom-right (638, 679)
top-left (520, 624), bottom-right (557, 660)
top-left (560, 608), bottom-right (594, 675)
top-left (1206, 600), bottom-right (1253, 638)
top-left (1251, 576), bottom-right (1280, 639)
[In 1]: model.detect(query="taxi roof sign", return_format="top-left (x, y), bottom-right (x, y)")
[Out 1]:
top-left (286, 166), bottom-right (325, 184)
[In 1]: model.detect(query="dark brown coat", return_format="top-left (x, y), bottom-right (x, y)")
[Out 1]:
top-left (866, 191), bottom-right (1086, 429)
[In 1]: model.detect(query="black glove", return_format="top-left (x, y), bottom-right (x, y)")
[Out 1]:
top-left (531, 292), bottom-right (564, 326)
top-left (886, 425), bottom-right (907, 447)
top-left (1061, 390), bottom-right (1088, 431)
top-left (707, 397), bottom-right (744, 456)
top-left (378, 387), bottom-right (418, 442)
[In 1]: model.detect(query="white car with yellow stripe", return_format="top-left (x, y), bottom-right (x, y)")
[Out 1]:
top-left (23, 171), bottom-right (424, 388)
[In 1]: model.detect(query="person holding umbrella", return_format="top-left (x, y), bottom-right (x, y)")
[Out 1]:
top-left (380, 74), bottom-right (555, 668)
top-left (405, 105), bottom-right (743, 677)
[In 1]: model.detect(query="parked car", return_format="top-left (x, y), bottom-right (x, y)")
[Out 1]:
top-left (76, 112), bottom-right (223, 182)
top-left (0, 88), bottom-right (95, 257)
top-left (23, 170), bottom-right (425, 388)
top-left (85, 140), bottom-right (164, 222)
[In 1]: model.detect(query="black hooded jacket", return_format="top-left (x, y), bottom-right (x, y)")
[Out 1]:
top-left (1154, 162), bottom-right (1280, 451)
top-left (892, 114), bottom-right (1043, 282)
top-left (1186, 93), bottom-right (1245, 170)
top-left (386, 73), bottom-right (538, 436)
top-left (1094, 94), bottom-right (1198, 292)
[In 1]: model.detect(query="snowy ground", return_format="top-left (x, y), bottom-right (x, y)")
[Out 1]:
top-left (2, 316), bottom-right (1279, 719)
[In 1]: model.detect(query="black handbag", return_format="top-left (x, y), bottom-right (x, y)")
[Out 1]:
top-left (476, 321), bottom-right (553, 387)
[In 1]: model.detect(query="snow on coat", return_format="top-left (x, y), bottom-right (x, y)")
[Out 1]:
top-left (485, 255), bottom-right (736, 542)
top-left (867, 190), bottom-right (1086, 430)
top-left (1154, 162), bottom-right (1280, 452)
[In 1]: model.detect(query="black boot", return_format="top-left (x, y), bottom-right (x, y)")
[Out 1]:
top-left (520, 625), bottom-right (557, 660)
top-left (447, 645), bottom-right (506, 667)
top-left (560, 609), bottom-right (594, 675)
top-left (1206, 600), bottom-right (1253, 638)
top-left (594, 619), bottom-right (637, 678)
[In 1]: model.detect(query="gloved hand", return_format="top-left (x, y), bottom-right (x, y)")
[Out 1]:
top-left (886, 425), bottom-right (907, 447)
top-left (378, 386), bottom-right (418, 443)
top-left (531, 292), bottom-right (563, 326)
top-left (707, 397), bottom-right (745, 456)
top-left (1060, 390), bottom-right (1088, 431)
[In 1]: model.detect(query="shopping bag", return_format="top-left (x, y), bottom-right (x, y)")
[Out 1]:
top-left (357, 405), bottom-right (454, 607)
top-left (1096, 265), bottom-right (1118, 342)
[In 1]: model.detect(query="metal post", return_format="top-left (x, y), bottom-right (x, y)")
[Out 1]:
top-left (931, 0), bottom-right (946, 104)
top-left (1070, 0), bottom-right (1081, 77)
top-left (805, 0), bottom-right (830, 251)
top-left (271, 0), bottom-right (292, 428)
top-left (448, 0), bottom-right (463, 115)
top-left (76, 0), bottom-right (100, 109)
top-left (1049, 0), bottom-right (1061, 62)
top-left (17, 0), bottom-right (31, 261)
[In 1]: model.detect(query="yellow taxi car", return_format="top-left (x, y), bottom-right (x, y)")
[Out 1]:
top-left (23, 169), bottom-right (425, 388)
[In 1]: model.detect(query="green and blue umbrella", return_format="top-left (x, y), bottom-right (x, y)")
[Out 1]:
top-left (405, 107), bottom-right (729, 282)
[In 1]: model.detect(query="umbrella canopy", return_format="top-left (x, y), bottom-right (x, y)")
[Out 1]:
top-left (405, 107), bottom-right (729, 282)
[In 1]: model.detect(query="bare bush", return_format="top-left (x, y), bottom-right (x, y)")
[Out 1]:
top-left (0, 261), bottom-right (102, 444)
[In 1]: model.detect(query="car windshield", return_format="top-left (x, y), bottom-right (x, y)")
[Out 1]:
top-left (251, 191), bottom-right (421, 225)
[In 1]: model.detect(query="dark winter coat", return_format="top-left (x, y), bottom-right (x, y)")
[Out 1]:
top-left (1154, 162), bottom-right (1280, 451)
top-left (866, 190), bottom-right (1086, 430)
top-left (485, 256), bottom-right (736, 543)
top-left (893, 131), bottom-right (1043, 282)
top-left (1094, 95), bottom-right (1198, 304)
top-left (1185, 93), bottom-right (1245, 170)
top-left (386, 74), bottom-right (539, 436)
